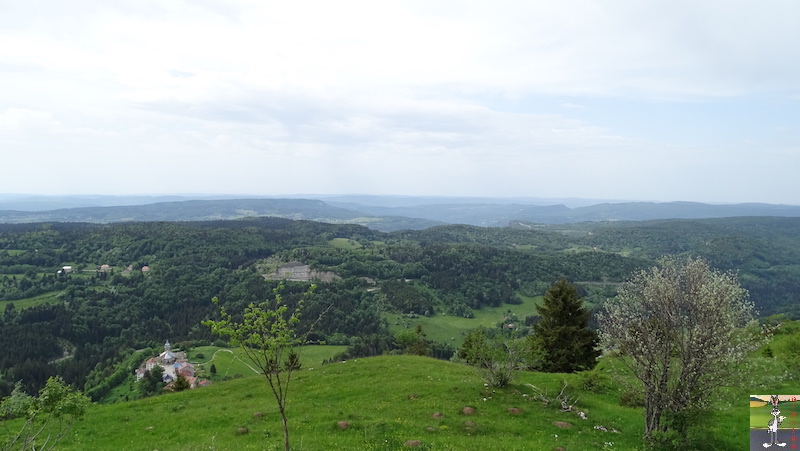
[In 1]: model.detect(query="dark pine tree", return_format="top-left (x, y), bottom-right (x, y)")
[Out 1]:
top-left (532, 279), bottom-right (599, 372)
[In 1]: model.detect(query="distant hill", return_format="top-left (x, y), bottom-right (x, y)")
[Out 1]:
top-left (0, 198), bottom-right (443, 232)
top-left (2, 195), bottom-right (800, 230)
top-left (333, 200), bottom-right (800, 226)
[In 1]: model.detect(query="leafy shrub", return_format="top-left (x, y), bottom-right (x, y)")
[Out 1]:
top-left (619, 388), bottom-right (645, 408)
top-left (577, 368), bottom-right (612, 394)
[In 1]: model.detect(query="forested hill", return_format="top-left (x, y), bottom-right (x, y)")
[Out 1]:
top-left (0, 198), bottom-right (441, 231)
top-left (3, 196), bottom-right (800, 230)
top-left (1, 216), bottom-right (799, 399)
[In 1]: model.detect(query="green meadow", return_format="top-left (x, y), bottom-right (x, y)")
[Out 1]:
top-left (385, 297), bottom-right (542, 346)
top-left (329, 238), bottom-right (364, 250)
top-left (4, 348), bottom-right (775, 450)
top-left (98, 345), bottom-right (349, 404)
top-left (50, 355), bottom-right (658, 450)
top-left (0, 289), bottom-right (63, 311)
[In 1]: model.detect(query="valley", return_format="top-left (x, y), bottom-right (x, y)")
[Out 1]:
top-left (1, 211), bottom-right (799, 449)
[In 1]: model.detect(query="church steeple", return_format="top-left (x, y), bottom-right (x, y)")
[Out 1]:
top-left (159, 340), bottom-right (176, 364)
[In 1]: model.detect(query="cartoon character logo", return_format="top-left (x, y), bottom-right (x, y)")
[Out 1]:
top-left (764, 395), bottom-right (787, 448)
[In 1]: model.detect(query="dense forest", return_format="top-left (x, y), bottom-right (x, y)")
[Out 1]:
top-left (2, 216), bottom-right (800, 399)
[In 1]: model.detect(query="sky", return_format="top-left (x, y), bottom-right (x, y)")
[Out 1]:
top-left (2, 0), bottom-right (800, 204)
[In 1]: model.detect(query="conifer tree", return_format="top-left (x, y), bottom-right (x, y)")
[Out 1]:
top-left (531, 279), bottom-right (599, 372)
top-left (173, 373), bottom-right (190, 392)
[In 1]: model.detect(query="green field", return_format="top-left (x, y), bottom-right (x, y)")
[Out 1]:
top-left (329, 238), bottom-right (363, 250)
top-left (99, 345), bottom-right (349, 404)
top-left (10, 354), bottom-right (753, 450)
top-left (385, 296), bottom-right (542, 346)
top-left (0, 289), bottom-right (63, 311)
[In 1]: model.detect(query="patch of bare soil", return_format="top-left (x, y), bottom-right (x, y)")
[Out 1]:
top-left (263, 261), bottom-right (339, 282)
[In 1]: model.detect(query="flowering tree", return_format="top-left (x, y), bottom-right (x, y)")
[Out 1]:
top-left (597, 257), bottom-right (767, 442)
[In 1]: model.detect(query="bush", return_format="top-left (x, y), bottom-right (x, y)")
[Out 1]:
top-left (645, 428), bottom-right (684, 451)
top-left (645, 408), bottom-right (705, 450)
top-left (576, 368), bottom-right (612, 394)
top-left (619, 388), bottom-right (645, 408)
top-left (458, 329), bottom-right (525, 387)
top-left (505, 295), bottom-right (523, 305)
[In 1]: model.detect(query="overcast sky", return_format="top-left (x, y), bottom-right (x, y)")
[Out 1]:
top-left (2, 1), bottom-right (799, 204)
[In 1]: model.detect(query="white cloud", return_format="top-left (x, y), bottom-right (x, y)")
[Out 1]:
top-left (1, 1), bottom-right (800, 202)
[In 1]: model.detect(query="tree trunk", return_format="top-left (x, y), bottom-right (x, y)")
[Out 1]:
top-left (644, 396), bottom-right (663, 438)
top-left (280, 406), bottom-right (290, 451)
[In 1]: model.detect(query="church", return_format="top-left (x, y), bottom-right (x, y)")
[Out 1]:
top-left (135, 340), bottom-right (209, 389)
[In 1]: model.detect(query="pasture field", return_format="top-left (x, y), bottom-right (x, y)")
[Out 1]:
top-left (29, 354), bottom-right (758, 450)
top-left (329, 238), bottom-right (363, 249)
top-left (0, 289), bottom-right (63, 311)
top-left (98, 345), bottom-right (348, 405)
top-left (385, 296), bottom-right (542, 346)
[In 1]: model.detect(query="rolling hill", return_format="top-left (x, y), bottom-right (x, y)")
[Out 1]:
top-left (3, 195), bottom-right (800, 231)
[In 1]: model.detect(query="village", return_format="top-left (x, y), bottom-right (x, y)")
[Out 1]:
top-left (135, 341), bottom-right (210, 391)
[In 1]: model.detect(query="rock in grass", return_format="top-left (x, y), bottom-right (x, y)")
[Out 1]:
top-left (337, 421), bottom-right (350, 430)
top-left (464, 420), bottom-right (478, 433)
top-left (462, 406), bottom-right (476, 415)
top-left (404, 439), bottom-right (423, 447)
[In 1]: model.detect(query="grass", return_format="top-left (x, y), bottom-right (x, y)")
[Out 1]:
top-left (50, 355), bottom-right (654, 450)
top-left (4, 349), bottom-right (780, 450)
top-left (385, 297), bottom-right (542, 347)
top-left (0, 289), bottom-right (63, 311)
top-left (99, 345), bottom-right (348, 404)
top-left (329, 238), bottom-right (363, 250)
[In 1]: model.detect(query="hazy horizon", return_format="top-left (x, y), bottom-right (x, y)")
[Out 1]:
top-left (3, 1), bottom-right (800, 204)
top-left (1, 192), bottom-right (795, 208)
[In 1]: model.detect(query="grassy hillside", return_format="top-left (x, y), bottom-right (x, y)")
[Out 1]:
top-left (385, 295), bottom-right (542, 347)
top-left (0, 289), bottom-right (62, 311)
top-left (9, 352), bottom-right (762, 451)
top-left (97, 345), bottom-right (349, 404)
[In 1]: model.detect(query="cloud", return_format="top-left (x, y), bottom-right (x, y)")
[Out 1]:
top-left (0, 108), bottom-right (115, 137)
top-left (8, 1), bottom-right (800, 100)
top-left (0, 108), bottom-right (61, 134)
top-left (1, 1), bottom-right (800, 203)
